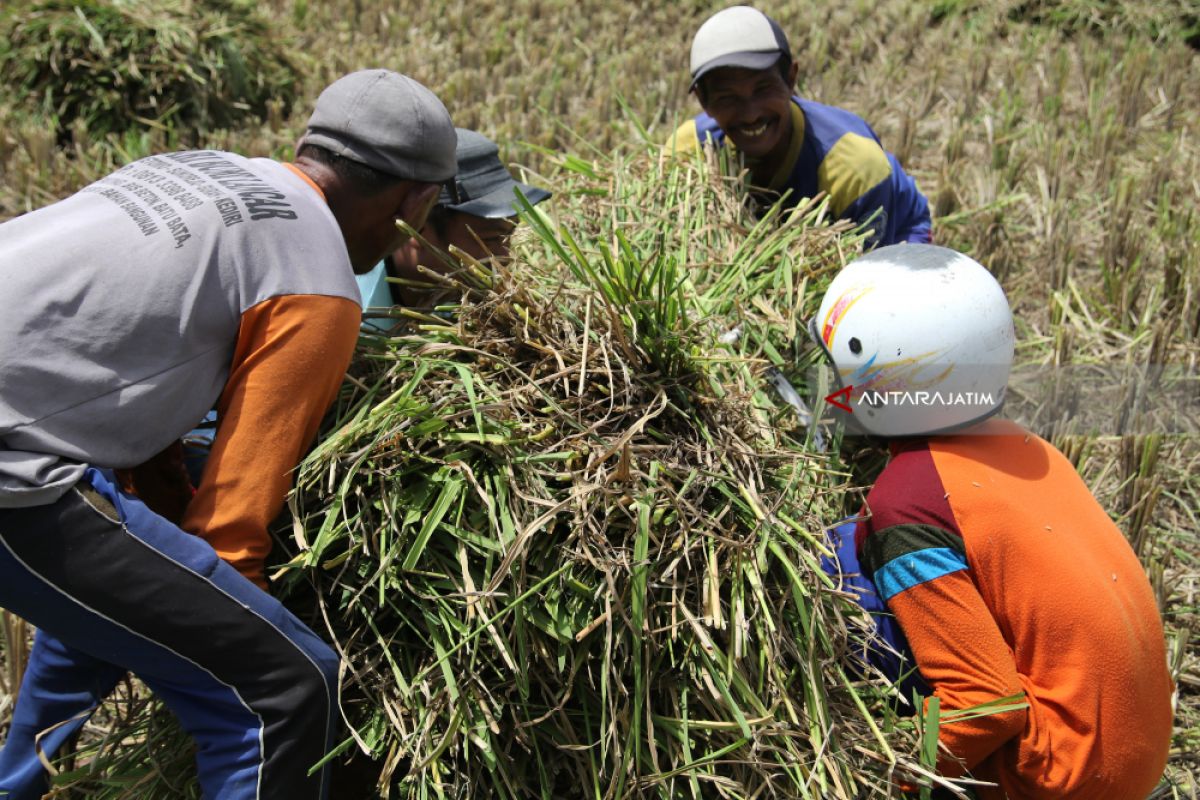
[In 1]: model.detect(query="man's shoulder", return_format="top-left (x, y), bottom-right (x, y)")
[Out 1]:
top-left (796, 98), bottom-right (876, 144)
top-left (857, 440), bottom-right (969, 582)
top-left (798, 98), bottom-right (892, 215)
top-left (664, 113), bottom-right (727, 154)
top-left (157, 150), bottom-right (314, 203)
top-left (665, 119), bottom-right (702, 154)
top-left (865, 440), bottom-right (960, 534)
top-left (928, 419), bottom-right (1099, 513)
top-left (157, 151), bottom-right (356, 309)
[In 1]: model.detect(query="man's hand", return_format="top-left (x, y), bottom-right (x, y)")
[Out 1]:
top-left (114, 441), bottom-right (195, 524)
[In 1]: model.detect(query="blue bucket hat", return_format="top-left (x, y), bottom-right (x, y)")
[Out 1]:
top-left (439, 129), bottom-right (551, 218)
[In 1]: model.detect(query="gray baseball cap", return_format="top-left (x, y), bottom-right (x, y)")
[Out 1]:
top-left (302, 69), bottom-right (457, 183)
top-left (439, 128), bottom-right (551, 219)
top-left (690, 6), bottom-right (791, 88)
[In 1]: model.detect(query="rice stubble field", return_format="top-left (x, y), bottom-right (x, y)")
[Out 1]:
top-left (0, 0), bottom-right (1197, 797)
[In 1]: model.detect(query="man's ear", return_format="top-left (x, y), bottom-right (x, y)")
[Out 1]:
top-left (785, 60), bottom-right (799, 91)
top-left (396, 182), bottom-right (441, 233)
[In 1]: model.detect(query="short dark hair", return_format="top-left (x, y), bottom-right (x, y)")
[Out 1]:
top-left (694, 56), bottom-right (793, 105)
top-left (296, 143), bottom-right (403, 195)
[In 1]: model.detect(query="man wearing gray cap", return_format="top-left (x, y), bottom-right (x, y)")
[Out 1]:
top-left (669, 5), bottom-right (932, 247)
top-left (357, 128), bottom-right (551, 318)
top-left (0, 69), bottom-right (454, 799)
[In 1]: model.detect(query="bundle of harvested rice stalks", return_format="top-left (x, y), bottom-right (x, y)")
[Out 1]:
top-left (274, 147), bottom-right (940, 799)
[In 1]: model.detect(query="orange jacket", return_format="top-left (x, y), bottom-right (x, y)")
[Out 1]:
top-left (858, 419), bottom-right (1173, 799)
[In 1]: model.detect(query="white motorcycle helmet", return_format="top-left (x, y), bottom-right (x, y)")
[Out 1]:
top-left (809, 244), bottom-right (1015, 437)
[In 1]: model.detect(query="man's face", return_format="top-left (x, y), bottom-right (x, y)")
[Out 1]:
top-left (348, 219), bottom-right (408, 275)
top-left (387, 210), bottom-right (520, 305)
top-left (437, 212), bottom-right (518, 264)
top-left (347, 182), bottom-right (440, 274)
top-left (698, 64), bottom-right (796, 161)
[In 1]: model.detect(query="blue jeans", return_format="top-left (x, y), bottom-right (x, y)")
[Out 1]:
top-left (821, 519), bottom-right (930, 700)
top-left (0, 469), bottom-right (339, 799)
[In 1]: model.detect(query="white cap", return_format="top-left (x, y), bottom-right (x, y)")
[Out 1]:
top-left (689, 6), bottom-right (791, 88)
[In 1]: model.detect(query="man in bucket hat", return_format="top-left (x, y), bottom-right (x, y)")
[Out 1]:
top-left (0, 69), bottom-right (455, 800)
top-left (669, 5), bottom-right (932, 247)
top-left (357, 127), bottom-right (551, 318)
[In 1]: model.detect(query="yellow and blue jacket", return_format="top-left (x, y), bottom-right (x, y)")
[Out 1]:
top-left (670, 97), bottom-right (932, 246)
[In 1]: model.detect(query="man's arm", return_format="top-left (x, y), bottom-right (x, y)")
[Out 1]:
top-left (862, 522), bottom-right (1027, 775)
top-left (180, 293), bottom-right (361, 588)
top-left (878, 152), bottom-right (932, 243)
top-left (820, 135), bottom-right (932, 246)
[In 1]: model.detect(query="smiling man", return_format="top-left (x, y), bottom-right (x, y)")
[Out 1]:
top-left (669, 5), bottom-right (932, 247)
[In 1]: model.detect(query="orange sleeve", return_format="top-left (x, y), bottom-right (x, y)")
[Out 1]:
top-left (862, 444), bottom-right (1028, 779)
top-left (886, 573), bottom-right (1027, 776)
top-left (180, 294), bottom-right (361, 588)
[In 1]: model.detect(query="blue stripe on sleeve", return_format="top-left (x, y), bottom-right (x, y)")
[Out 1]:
top-left (874, 547), bottom-right (969, 601)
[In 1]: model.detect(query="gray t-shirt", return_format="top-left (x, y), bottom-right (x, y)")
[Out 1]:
top-left (0, 151), bottom-right (359, 507)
